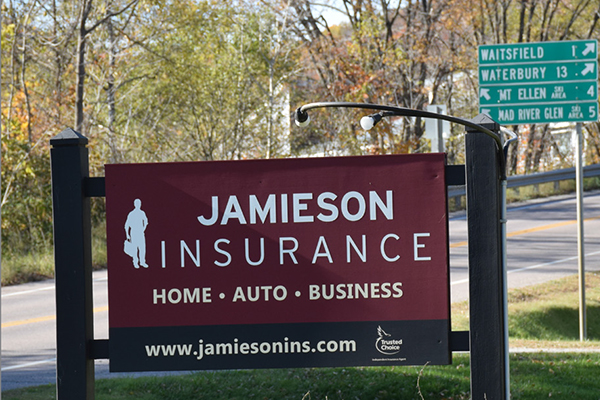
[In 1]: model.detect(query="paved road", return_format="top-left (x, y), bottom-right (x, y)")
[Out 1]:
top-left (449, 191), bottom-right (600, 303)
top-left (2, 191), bottom-right (600, 391)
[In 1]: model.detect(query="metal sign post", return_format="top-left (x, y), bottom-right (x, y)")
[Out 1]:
top-left (576, 122), bottom-right (586, 341)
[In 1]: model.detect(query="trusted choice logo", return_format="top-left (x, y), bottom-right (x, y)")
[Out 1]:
top-left (375, 326), bottom-right (402, 355)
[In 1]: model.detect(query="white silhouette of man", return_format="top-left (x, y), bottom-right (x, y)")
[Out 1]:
top-left (124, 198), bottom-right (148, 268)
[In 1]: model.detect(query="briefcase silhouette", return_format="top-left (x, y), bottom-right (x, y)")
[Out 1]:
top-left (123, 240), bottom-right (136, 257)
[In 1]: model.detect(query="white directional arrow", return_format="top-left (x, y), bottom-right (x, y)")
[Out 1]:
top-left (582, 42), bottom-right (596, 57)
top-left (480, 88), bottom-right (491, 100)
top-left (481, 108), bottom-right (492, 116)
top-left (582, 63), bottom-right (595, 76)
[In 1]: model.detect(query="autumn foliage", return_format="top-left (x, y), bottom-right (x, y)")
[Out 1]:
top-left (1, 0), bottom-right (599, 267)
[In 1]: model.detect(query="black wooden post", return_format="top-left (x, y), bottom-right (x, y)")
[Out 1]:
top-left (466, 114), bottom-right (509, 400)
top-left (51, 128), bottom-right (95, 399)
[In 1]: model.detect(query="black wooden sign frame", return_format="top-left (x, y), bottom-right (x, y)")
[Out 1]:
top-left (50, 113), bottom-right (507, 399)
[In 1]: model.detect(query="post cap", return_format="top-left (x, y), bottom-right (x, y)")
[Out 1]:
top-left (466, 114), bottom-right (500, 134)
top-left (50, 128), bottom-right (88, 147)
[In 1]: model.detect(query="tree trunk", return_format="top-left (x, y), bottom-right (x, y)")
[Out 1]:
top-left (75, 0), bottom-right (92, 133)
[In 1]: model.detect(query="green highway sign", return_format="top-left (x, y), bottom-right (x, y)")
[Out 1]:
top-left (478, 40), bottom-right (599, 125)
top-left (479, 61), bottom-right (597, 84)
top-left (479, 81), bottom-right (598, 106)
top-left (480, 102), bottom-right (598, 125)
top-left (479, 40), bottom-right (598, 65)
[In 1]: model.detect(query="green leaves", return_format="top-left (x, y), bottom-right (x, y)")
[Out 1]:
top-left (115, 0), bottom-right (296, 161)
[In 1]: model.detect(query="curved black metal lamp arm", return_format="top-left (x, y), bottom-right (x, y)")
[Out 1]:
top-left (296, 102), bottom-right (501, 147)
top-left (295, 101), bottom-right (516, 179)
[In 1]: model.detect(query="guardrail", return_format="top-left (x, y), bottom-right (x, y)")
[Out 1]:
top-left (449, 163), bottom-right (600, 199)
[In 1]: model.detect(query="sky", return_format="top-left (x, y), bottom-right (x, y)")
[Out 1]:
top-left (313, 0), bottom-right (347, 26)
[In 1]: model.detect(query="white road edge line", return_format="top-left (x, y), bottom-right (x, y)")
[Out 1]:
top-left (1, 358), bottom-right (56, 371)
top-left (1, 276), bottom-right (108, 298)
top-left (451, 250), bottom-right (600, 286)
top-left (1, 286), bottom-right (55, 298)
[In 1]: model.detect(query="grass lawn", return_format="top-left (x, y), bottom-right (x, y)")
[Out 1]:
top-left (5, 353), bottom-right (600, 400)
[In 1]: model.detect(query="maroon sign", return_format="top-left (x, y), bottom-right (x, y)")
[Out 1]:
top-left (105, 154), bottom-right (450, 372)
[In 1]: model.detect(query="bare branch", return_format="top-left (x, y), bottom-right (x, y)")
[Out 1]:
top-left (84, 0), bottom-right (140, 35)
